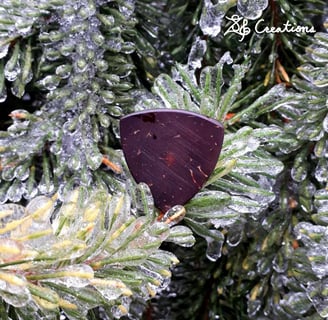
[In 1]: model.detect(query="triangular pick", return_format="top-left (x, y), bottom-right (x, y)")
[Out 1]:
top-left (120, 109), bottom-right (224, 212)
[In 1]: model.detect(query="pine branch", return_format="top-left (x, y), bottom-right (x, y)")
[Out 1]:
top-left (0, 186), bottom-right (194, 319)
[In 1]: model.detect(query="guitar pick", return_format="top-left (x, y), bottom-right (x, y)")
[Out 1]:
top-left (120, 109), bottom-right (224, 212)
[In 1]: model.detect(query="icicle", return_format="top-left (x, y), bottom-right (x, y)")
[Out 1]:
top-left (200, 0), bottom-right (234, 37)
top-left (205, 229), bottom-right (224, 261)
top-left (187, 37), bottom-right (207, 70)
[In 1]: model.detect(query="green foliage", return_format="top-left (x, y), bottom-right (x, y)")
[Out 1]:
top-left (0, 0), bottom-right (327, 319)
top-left (0, 186), bottom-right (194, 319)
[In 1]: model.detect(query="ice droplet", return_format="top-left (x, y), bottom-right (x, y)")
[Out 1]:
top-left (205, 229), bottom-right (224, 261)
top-left (166, 225), bottom-right (195, 247)
top-left (94, 279), bottom-right (128, 301)
top-left (2, 163), bottom-right (17, 181)
top-left (14, 163), bottom-right (30, 181)
top-left (101, 90), bottom-right (115, 104)
top-left (315, 158), bottom-right (328, 183)
top-left (56, 64), bottom-right (72, 79)
top-left (237, 0), bottom-right (268, 20)
top-left (187, 37), bottom-right (207, 69)
top-left (159, 205), bottom-right (186, 226)
top-left (85, 147), bottom-right (102, 171)
top-left (78, 3), bottom-right (96, 19)
top-left (119, 0), bottom-right (135, 17)
top-left (5, 51), bottom-right (21, 82)
top-left (226, 221), bottom-right (244, 247)
top-left (0, 43), bottom-right (10, 59)
top-left (39, 75), bottom-right (60, 91)
top-left (38, 174), bottom-right (55, 194)
top-left (323, 113), bottom-right (328, 133)
top-left (307, 279), bottom-right (328, 318)
top-left (111, 297), bottom-right (131, 319)
top-left (200, 0), bottom-right (234, 37)
top-left (210, 207), bottom-right (240, 228)
top-left (291, 163), bottom-right (307, 182)
top-left (310, 46), bottom-right (328, 63)
top-left (280, 292), bottom-right (312, 315)
top-left (7, 179), bottom-right (24, 202)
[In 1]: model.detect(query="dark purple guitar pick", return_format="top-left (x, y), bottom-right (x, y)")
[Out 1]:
top-left (120, 109), bottom-right (224, 212)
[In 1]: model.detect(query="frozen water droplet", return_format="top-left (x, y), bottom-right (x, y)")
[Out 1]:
top-left (310, 46), bottom-right (328, 63)
top-left (314, 137), bottom-right (328, 158)
top-left (280, 292), bottom-right (312, 315)
top-left (323, 113), bottom-right (328, 133)
top-left (95, 59), bottom-right (108, 72)
top-left (210, 207), bottom-right (240, 228)
top-left (306, 280), bottom-right (328, 318)
top-left (85, 148), bottom-right (102, 171)
top-left (315, 158), bottom-right (328, 183)
top-left (200, 0), bottom-right (234, 37)
top-left (56, 64), bottom-right (72, 78)
top-left (38, 175), bottom-right (55, 194)
top-left (109, 106), bottom-right (122, 118)
top-left (229, 195), bottom-right (263, 215)
top-left (205, 229), bottom-right (224, 261)
top-left (227, 221), bottom-right (244, 247)
top-left (1, 163), bottom-right (16, 181)
top-left (160, 205), bottom-right (186, 226)
top-left (237, 0), bottom-right (268, 20)
top-left (15, 17), bottom-right (33, 35)
top-left (78, 3), bottom-right (96, 19)
top-left (0, 43), bottom-right (10, 58)
top-left (11, 78), bottom-right (25, 98)
top-left (101, 90), bottom-right (115, 103)
top-left (59, 42), bottom-right (75, 56)
top-left (94, 279), bottom-right (129, 301)
top-left (23, 181), bottom-right (38, 200)
top-left (38, 75), bottom-right (60, 91)
top-left (111, 304), bottom-right (129, 319)
top-left (119, 0), bottom-right (135, 17)
top-left (166, 225), bottom-right (195, 247)
top-left (14, 163), bottom-right (30, 181)
top-left (188, 37), bottom-right (207, 69)
top-left (291, 163), bottom-right (307, 182)
top-left (5, 59), bottom-right (21, 82)
top-left (121, 41), bottom-right (135, 54)
top-left (75, 58), bottom-right (88, 73)
top-left (7, 179), bottom-right (24, 202)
